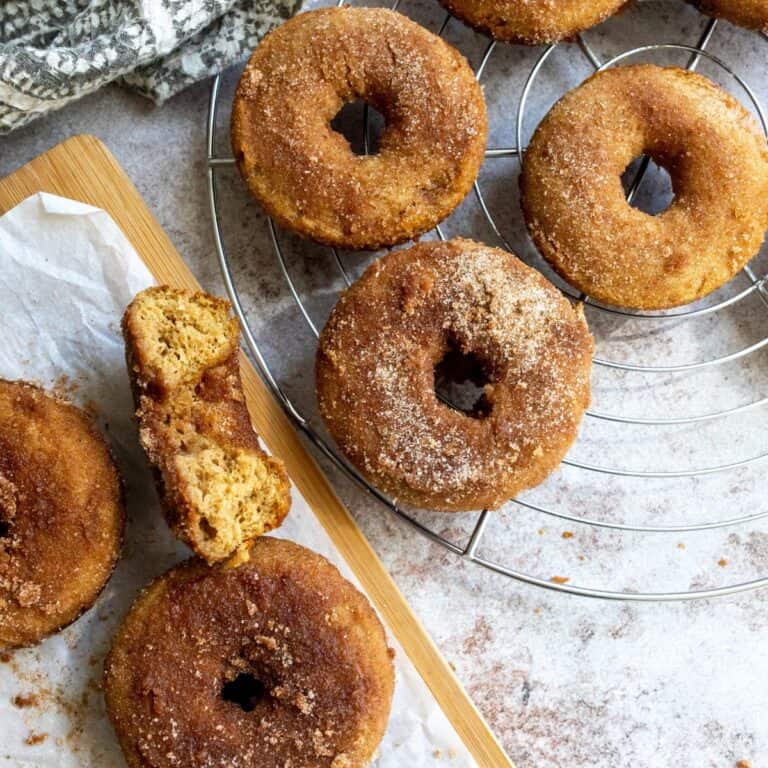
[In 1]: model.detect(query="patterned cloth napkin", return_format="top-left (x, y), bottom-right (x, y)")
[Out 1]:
top-left (0, 0), bottom-right (301, 133)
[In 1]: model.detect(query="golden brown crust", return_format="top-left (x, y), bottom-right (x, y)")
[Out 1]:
top-left (0, 380), bottom-right (124, 649)
top-left (231, 7), bottom-right (487, 250)
top-left (104, 537), bottom-right (395, 768)
top-left (438, 0), bottom-right (628, 43)
top-left (316, 239), bottom-right (594, 512)
top-left (122, 287), bottom-right (291, 564)
top-left (687, 0), bottom-right (768, 32)
top-left (521, 65), bottom-right (768, 310)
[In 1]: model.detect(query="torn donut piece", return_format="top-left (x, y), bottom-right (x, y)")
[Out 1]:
top-left (122, 286), bottom-right (291, 564)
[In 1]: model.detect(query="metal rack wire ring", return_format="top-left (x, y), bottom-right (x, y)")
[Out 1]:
top-left (206, 0), bottom-right (768, 601)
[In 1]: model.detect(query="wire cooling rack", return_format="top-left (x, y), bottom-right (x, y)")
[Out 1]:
top-left (206, 0), bottom-right (768, 601)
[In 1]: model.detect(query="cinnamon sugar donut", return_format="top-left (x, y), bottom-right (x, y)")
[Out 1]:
top-left (0, 380), bottom-right (123, 649)
top-left (231, 7), bottom-right (487, 250)
top-left (521, 65), bottom-right (768, 310)
top-left (123, 287), bottom-right (291, 565)
top-left (687, 0), bottom-right (768, 32)
top-left (438, 0), bottom-right (627, 44)
top-left (105, 537), bottom-right (394, 768)
top-left (316, 239), bottom-right (593, 512)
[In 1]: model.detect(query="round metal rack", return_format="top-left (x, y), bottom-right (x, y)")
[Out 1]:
top-left (206, 0), bottom-right (768, 600)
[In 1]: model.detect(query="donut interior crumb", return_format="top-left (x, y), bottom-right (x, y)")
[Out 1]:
top-left (174, 435), bottom-right (288, 558)
top-left (123, 287), bottom-right (291, 564)
top-left (125, 290), bottom-right (235, 391)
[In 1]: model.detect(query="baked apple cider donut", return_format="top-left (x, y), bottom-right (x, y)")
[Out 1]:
top-left (438, 0), bottom-right (628, 44)
top-left (231, 7), bottom-right (487, 250)
top-left (687, 0), bottom-right (768, 32)
top-left (122, 287), bottom-right (291, 565)
top-left (0, 380), bottom-right (124, 649)
top-left (521, 65), bottom-right (768, 310)
top-left (316, 239), bottom-right (594, 512)
top-left (105, 537), bottom-right (394, 768)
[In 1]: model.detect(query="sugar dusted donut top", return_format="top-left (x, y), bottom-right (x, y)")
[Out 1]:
top-left (105, 537), bottom-right (395, 768)
top-left (0, 380), bottom-right (123, 649)
top-left (438, 0), bottom-right (628, 44)
top-left (316, 239), bottom-right (593, 512)
top-left (521, 65), bottom-right (768, 309)
top-left (687, 0), bottom-right (768, 32)
top-left (231, 7), bottom-right (487, 250)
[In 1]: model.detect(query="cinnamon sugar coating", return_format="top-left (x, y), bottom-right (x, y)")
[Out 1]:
top-left (316, 239), bottom-right (593, 512)
top-left (521, 65), bottom-right (768, 310)
top-left (438, 0), bottom-right (627, 44)
top-left (104, 537), bottom-right (395, 768)
top-left (687, 0), bottom-right (768, 32)
top-left (0, 380), bottom-right (124, 649)
top-left (231, 7), bottom-right (487, 250)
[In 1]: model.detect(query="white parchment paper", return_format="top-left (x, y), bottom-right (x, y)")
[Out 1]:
top-left (0, 192), bottom-right (475, 767)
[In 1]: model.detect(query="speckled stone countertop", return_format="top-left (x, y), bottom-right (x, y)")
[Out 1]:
top-left (1, 2), bottom-right (767, 765)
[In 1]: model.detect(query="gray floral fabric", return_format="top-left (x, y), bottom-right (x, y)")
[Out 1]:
top-left (0, 0), bottom-right (301, 133)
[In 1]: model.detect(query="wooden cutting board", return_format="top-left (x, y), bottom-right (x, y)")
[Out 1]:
top-left (0, 134), bottom-right (512, 768)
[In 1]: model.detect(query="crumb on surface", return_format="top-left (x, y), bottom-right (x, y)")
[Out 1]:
top-left (12, 692), bottom-right (38, 708)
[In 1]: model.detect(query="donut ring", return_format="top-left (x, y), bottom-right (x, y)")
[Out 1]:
top-left (687, 0), bottom-right (768, 32)
top-left (521, 65), bottom-right (768, 310)
top-left (316, 239), bottom-right (593, 512)
top-left (231, 7), bottom-right (487, 250)
top-left (0, 380), bottom-right (123, 649)
top-left (438, 0), bottom-right (628, 44)
top-left (105, 537), bottom-right (394, 768)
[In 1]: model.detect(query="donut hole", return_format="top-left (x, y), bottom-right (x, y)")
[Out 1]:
top-left (0, 519), bottom-right (9, 539)
top-left (330, 99), bottom-right (385, 156)
top-left (221, 672), bottom-right (267, 712)
top-left (434, 340), bottom-right (492, 419)
top-left (621, 155), bottom-right (675, 216)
